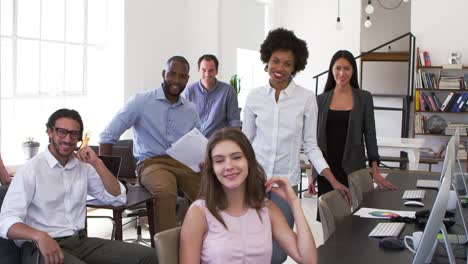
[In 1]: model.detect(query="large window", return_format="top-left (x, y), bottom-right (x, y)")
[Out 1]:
top-left (0, 0), bottom-right (124, 164)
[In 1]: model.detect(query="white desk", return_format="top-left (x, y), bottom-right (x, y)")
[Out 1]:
top-left (377, 137), bottom-right (425, 170)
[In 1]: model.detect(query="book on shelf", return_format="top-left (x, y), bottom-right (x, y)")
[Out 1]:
top-left (416, 91), bottom-right (468, 112)
top-left (430, 92), bottom-right (442, 110)
top-left (418, 50), bottom-right (432, 67)
top-left (458, 145), bottom-right (467, 160)
top-left (442, 64), bottom-right (463, 69)
top-left (414, 113), bottom-right (425, 134)
top-left (416, 70), bottom-right (438, 89)
top-left (435, 143), bottom-right (446, 159)
top-left (415, 90), bottom-right (420, 111)
top-left (439, 72), bottom-right (465, 90)
top-left (445, 123), bottom-right (468, 136)
top-left (423, 51), bottom-right (432, 67)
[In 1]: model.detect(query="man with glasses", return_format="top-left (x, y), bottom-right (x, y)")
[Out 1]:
top-left (99, 56), bottom-right (201, 234)
top-left (0, 108), bottom-right (157, 264)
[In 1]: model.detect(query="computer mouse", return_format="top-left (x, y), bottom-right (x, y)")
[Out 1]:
top-left (404, 201), bottom-right (424, 207)
top-left (379, 237), bottom-right (405, 250)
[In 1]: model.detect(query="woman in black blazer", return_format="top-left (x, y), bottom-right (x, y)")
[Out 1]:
top-left (309, 50), bottom-right (396, 201)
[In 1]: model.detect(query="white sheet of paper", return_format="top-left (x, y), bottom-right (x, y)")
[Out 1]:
top-left (86, 195), bottom-right (97, 202)
top-left (166, 128), bottom-right (208, 173)
top-left (353, 207), bottom-right (416, 219)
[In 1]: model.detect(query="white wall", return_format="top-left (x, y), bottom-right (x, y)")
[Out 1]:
top-left (412, 0), bottom-right (468, 66)
top-left (268, 0), bottom-right (361, 93)
top-left (125, 0), bottom-right (265, 101)
top-left (360, 0), bottom-right (411, 52)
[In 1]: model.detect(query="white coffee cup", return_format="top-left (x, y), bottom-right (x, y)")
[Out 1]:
top-left (404, 231), bottom-right (423, 253)
top-left (404, 231), bottom-right (437, 263)
top-left (447, 190), bottom-right (457, 211)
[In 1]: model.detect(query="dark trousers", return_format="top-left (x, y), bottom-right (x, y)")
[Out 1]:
top-left (270, 185), bottom-right (298, 264)
top-left (20, 231), bottom-right (158, 264)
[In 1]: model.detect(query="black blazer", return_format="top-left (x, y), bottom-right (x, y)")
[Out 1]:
top-left (316, 88), bottom-right (380, 175)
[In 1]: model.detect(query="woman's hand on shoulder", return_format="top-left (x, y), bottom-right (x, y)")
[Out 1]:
top-left (265, 177), bottom-right (299, 206)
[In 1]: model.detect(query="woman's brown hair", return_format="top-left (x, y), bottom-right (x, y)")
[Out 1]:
top-left (199, 128), bottom-right (267, 228)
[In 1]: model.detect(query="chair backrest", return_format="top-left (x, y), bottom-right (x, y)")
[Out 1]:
top-left (318, 190), bottom-right (352, 242)
top-left (347, 168), bottom-right (374, 210)
top-left (154, 227), bottom-right (181, 264)
top-left (113, 140), bottom-right (137, 178)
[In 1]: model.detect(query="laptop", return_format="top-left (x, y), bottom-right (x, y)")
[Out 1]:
top-left (87, 155), bottom-right (122, 202)
top-left (98, 155), bottom-right (122, 178)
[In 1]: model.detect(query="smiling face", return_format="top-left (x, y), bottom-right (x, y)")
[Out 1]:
top-left (211, 139), bottom-right (248, 191)
top-left (47, 117), bottom-right (81, 165)
top-left (199, 59), bottom-right (218, 89)
top-left (332, 57), bottom-right (353, 88)
top-left (267, 49), bottom-right (295, 89)
top-left (162, 60), bottom-right (190, 102)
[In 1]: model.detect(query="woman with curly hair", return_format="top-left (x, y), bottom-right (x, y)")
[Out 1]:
top-left (311, 50), bottom-right (397, 200)
top-left (242, 28), bottom-right (350, 263)
top-left (179, 128), bottom-right (317, 264)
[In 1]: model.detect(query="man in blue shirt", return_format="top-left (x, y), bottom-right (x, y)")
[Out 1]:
top-left (99, 56), bottom-right (201, 233)
top-left (184, 54), bottom-right (241, 138)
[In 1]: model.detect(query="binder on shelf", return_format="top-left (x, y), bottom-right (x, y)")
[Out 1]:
top-left (430, 92), bottom-right (441, 110)
top-left (415, 90), bottom-right (421, 111)
top-left (456, 93), bottom-right (468, 112)
top-left (425, 92), bottom-right (438, 111)
top-left (440, 92), bottom-right (455, 111)
top-left (449, 94), bottom-right (462, 112)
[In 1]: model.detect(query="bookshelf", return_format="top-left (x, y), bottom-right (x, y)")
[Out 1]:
top-left (413, 49), bottom-right (468, 166)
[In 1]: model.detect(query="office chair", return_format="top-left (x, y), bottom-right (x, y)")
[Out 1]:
top-left (347, 168), bottom-right (374, 210)
top-left (318, 190), bottom-right (352, 242)
top-left (154, 227), bottom-right (181, 264)
top-left (109, 140), bottom-right (153, 246)
top-left (114, 140), bottom-right (185, 245)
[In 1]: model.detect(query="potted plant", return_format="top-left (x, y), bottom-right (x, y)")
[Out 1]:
top-left (230, 74), bottom-right (241, 95)
top-left (22, 137), bottom-right (40, 160)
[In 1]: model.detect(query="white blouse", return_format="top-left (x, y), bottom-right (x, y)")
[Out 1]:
top-left (242, 80), bottom-right (329, 185)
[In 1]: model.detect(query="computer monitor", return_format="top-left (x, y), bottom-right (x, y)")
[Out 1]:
top-left (413, 157), bottom-right (456, 264)
top-left (440, 137), bottom-right (456, 183)
top-left (452, 128), bottom-right (468, 194)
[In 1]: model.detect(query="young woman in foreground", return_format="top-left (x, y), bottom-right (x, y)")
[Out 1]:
top-left (180, 128), bottom-right (317, 264)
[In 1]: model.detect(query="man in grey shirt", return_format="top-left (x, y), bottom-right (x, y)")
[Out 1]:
top-left (184, 54), bottom-right (241, 138)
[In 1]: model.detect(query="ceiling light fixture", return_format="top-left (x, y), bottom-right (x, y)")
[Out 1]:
top-left (365, 0), bottom-right (374, 14)
top-left (336, 0), bottom-right (342, 30)
top-left (364, 16), bottom-right (372, 28)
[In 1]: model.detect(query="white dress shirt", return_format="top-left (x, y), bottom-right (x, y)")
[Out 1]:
top-left (0, 147), bottom-right (126, 245)
top-left (242, 80), bottom-right (329, 186)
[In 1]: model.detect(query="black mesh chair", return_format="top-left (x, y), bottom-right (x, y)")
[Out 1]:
top-left (111, 140), bottom-right (152, 246)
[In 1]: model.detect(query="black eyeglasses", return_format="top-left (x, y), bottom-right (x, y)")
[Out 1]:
top-left (52, 127), bottom-right (81, 140)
